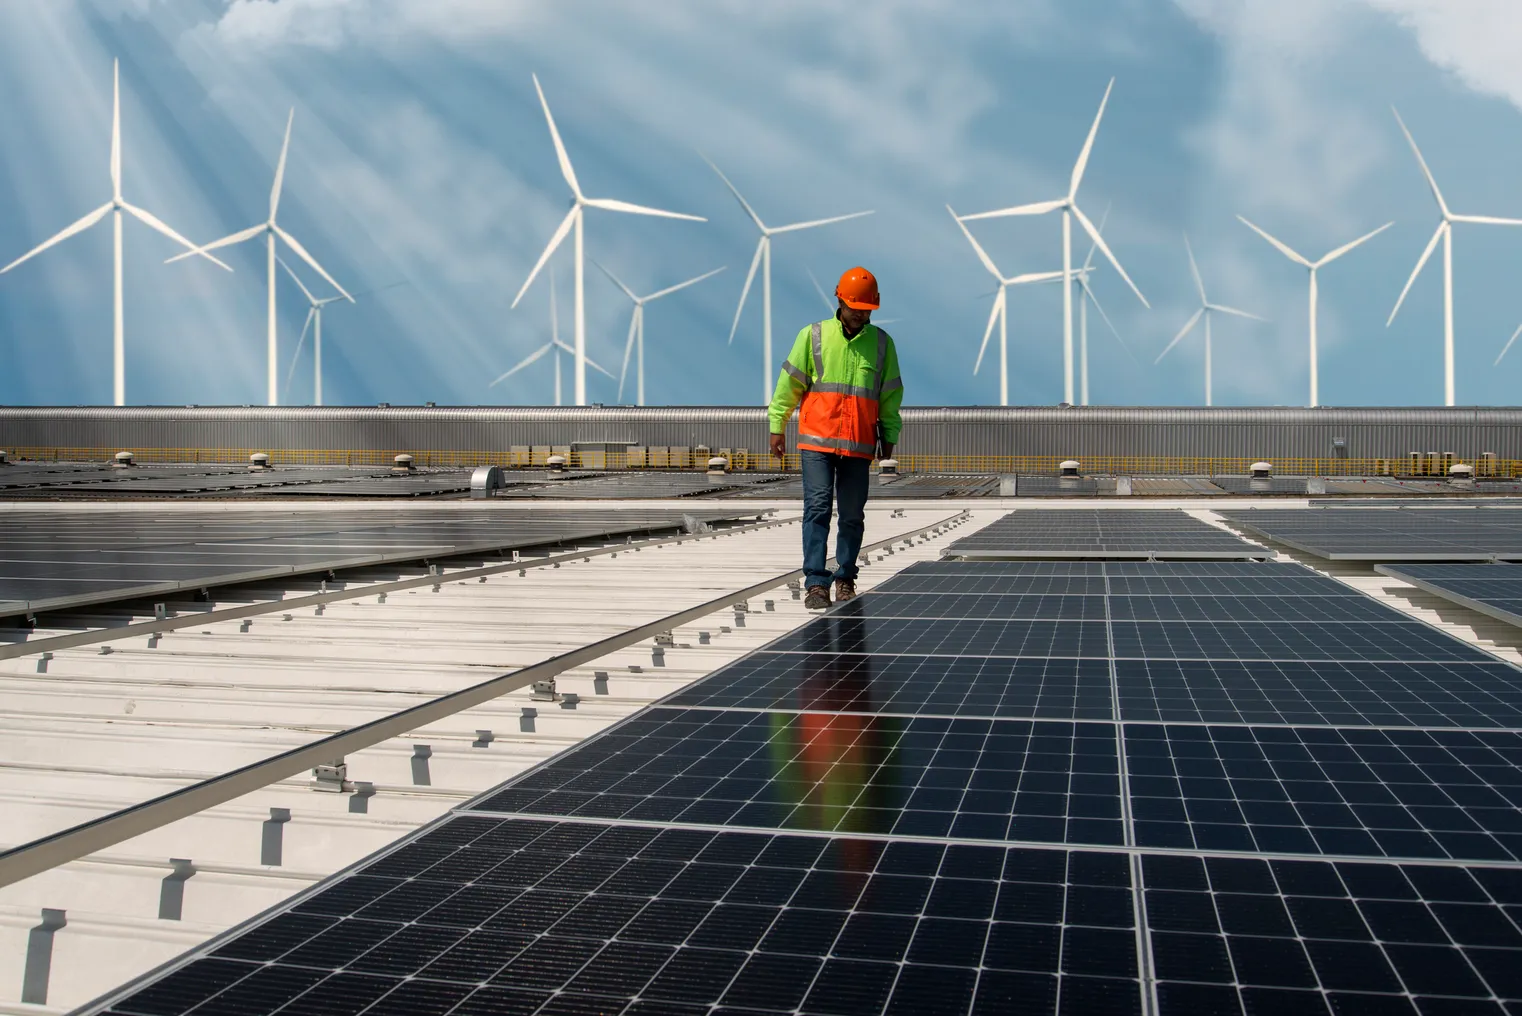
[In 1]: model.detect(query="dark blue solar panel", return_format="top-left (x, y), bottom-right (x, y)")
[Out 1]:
top-left (1378, 562), bottom-right (1522, 629)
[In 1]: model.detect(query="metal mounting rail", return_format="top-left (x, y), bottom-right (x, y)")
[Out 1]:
top-left (0, 513), bottom-right (794, 661)
top-left (0, 510), bottom-right (970, 888)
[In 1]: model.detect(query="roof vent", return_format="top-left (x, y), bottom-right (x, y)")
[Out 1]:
top-left (0, 451), bottom-right (9, 465)
top-left (1450, 462), bottom-right (1475, 488)
top-left (1250, 461), bottom-right (1272, 478)
top-left (1059, 459), bottom-right (1080, 477)
top-left (392, 454), bottom-right (415, 473)
top-left (470, 464), bottom-right (503, 497)
top-left (112, 451), bottom-right (135, 468)
top-left (879, 458), bottom-right (899, 476)
top-left (546, 454), bottom-right (568, 477)
top-left (248, 452), bottom-right (272, 471)
top-left (706, 456), bottom-right (728, 475)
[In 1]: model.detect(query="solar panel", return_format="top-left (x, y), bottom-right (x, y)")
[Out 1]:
top-left (948, 509), bottom-right (1271, 560)
top-left (1222, 507), bottom-right (1522, 561)
top-left (1377, 562), bottom-right (1522, 629)
top-left (81, 553), bottom-right (1522, 1016)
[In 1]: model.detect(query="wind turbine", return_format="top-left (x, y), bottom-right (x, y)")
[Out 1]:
top-left (948, 207), bottom-right (1065, 405)
top-left (1387, 108), bottom-right (1522, 406)
top-left (0, 59), bottom-right (230, 406)
top-left (512, 75), bottom-right (704, 408)
top-left (1154, 235), bottom-right (1264, 407)
top-left (959, 78), bottom-right (1149, 405)
top-left (1238, 216), bottom-right (1390, 408)
top-left (594, 261), bottom-right (725, 406)
top-left (279, 258), bottom-right (404, 406)
top-left (705, 157), bottom-right (873, 403)
top-left (493, 269), bottom-right (612, 405)
top-left (168, 109), bottom-right (352, 407)
top-left (1070, 205), bottom-right (1133, 406)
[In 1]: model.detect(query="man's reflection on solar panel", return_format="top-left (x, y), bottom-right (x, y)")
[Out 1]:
top-left (767, 609), bottom-right (905, 854)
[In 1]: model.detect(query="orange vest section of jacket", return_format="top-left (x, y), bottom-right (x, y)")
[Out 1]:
top-left (798, 322), bottom-right (890, 459)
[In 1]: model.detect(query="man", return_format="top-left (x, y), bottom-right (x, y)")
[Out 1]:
top-left (768, 266), bottom-right (903, 611)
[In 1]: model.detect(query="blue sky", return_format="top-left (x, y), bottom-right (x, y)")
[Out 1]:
top-left (1, 0), bottom-right (1521, 408)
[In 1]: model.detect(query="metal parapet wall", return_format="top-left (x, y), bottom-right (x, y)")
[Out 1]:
top-left (1, 405), bottom-right (1520, 474)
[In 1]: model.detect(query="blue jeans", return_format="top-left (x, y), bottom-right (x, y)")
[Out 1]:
top-left (801, 449), bottom-right (869, 588)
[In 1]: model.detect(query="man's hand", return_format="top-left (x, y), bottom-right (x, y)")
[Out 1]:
top-left (770, 434), bottom-right (787, 460)
top-left (878, 441), bottom-right (894, 462)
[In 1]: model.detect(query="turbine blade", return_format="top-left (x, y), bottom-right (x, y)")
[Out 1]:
top-left (591, 257), bottom-right (639, 302)
top-left (700, 154), bottom-right (767, 232)
top-left (1006, 269), bottom-right (1067, 286)
top-left (1078, 274), bottom-right (1136, 365)
top-left (646, 265), bottom-right (725, 301)
top-left (583, 197), bottom-right (704, 222)
top-left (1070, 77), bottom-right (1114, 200)
top-left (0, 202), bottom-right (112, 273)
top-left (1156, 307), bottom-right (1203, 363)
top-left (727, 238), bottom-right (765, 345)
top-left (164, 223), bottom-right (264, 264)
top-left (1449, 213), bottom-right (1522, 227)
top-left (1184, 233), bottom-right (1206, 303)
top-left (490, 341), bottom-right (554, 386)
top-left (274, 224), bottom-right (352, 301)
top-left (110, 60), bottom-right (121, 201)
top-left (270, 108), bottom-right (294, 221)
top-left (1388, 221), bottom-right (1447, 326)
top-left (959, 198), bottom-right (1066, 221)
top-left (618, 307), bottom-right (638, 401)
top-left (973, 288), bottom-right (1004, 376)
top-left (1206, 303), bottom-right (1265, 322)
top-left (806, 267), bottom-right (834, 312)
top-left (511, 206), bottom-right (578, 309)
top-left (532, 74), bottom-right (581, 200)
top-left (286, 308), bottom-right (314, 392)
top-left (276, 253), bottom-right (317, 303)
top-left (1082, 202), bottom-right (1110, 272)
top-left (1496, 321), bottom-right (1522, 366)
top-left (1391, 106), bottom-right (1449, 219)
top-left (1237, 215), bottom-right (1313, 267)
top-left (1317, 221), bottom-right (1392, 266)
top-left (769, 210), bottom-right (874, 234)
top-left (557, 340), bottom-right (616, 378)
top-left (947, 205), bottom-right (1003, 282)
top-left (122, 202), bottom-right (233, 271)
top-left (1073, 203), bottom-right (1148, 307)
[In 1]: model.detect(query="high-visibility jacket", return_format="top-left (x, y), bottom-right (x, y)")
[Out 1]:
top-left (768, 316), bottom-right (903, 459)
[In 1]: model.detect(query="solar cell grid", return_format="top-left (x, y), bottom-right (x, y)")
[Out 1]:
top-left (765, 615), bottom-right (1113, 658)
top-left (662, 652), bottom-right (1116, 720)
top-left (1377, 563), bottom-right (1522, 631)
top-left (478, 708), bottom-right (1127, 846)
top-left (948, 509), bottom-right (1270, 560)
top-left (1126, 723), bottom-right (1522, 862)
top-left (1223, 507), bottom-right (1522, 561)
top-left (97, 816), bottom-right (1143, 1016)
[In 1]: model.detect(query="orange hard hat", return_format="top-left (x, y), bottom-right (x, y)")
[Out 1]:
top-left (835, 267), bottom-right (880, 310)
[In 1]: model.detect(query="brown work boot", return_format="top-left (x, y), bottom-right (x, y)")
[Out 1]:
top-left (833, 579), bottom-right (857, 603)
top-left (804, 585), bottom-right (831, 611)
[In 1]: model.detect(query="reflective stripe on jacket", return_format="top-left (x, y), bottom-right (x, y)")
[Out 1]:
top-left (768, 316), bottom-right (903, 459)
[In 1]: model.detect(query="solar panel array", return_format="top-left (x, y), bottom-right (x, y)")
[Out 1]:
top-left (948, 509), bottom-right (1271, 560)
top-left (1223, 507), bottom-right (1522, 561)
top-left (90, 539), bottom-right (1522, 1015)
top-left (1377, 563), bottom-right (1522, 629)
top-left (0, 507), bottom-right (753, 618)
top-left (0, 463), bottom-right (487, 498)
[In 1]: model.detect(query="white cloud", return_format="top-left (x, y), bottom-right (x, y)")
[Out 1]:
top-left (213, 0), bottom-right (539, 49)
top-left (1363, 0), bottom-right (1522, 110)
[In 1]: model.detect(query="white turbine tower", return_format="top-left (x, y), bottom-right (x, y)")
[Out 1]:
top-left (169, 109), bottom-right (352, 407)
top-left (1387, 108), bottom-right (1522, 406)
top-left (948, 207), bottom-right (1065, 405)
top-left (594, 261), bottom-right (725, 406)
top-left (1070, 206), bottom-right (1133, 406)
top-left (959, 79), bottom-right (1149, 405)
top-left (705, 157), bottom-right (873, 403)
top-left (493, 270), bottom-right (612, 405)
top-left (1154, 235), bottom-right (1264, 407)
top-left (0, 59), bottom-right (230, 406)
top-left (512, 75), bottom-right (705, 408)
top-left (1238, 216), bottom-right (1390, 408)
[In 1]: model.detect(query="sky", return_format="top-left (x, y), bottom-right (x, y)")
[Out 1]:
top-left (2, 0), bottom-right (1522, 409)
